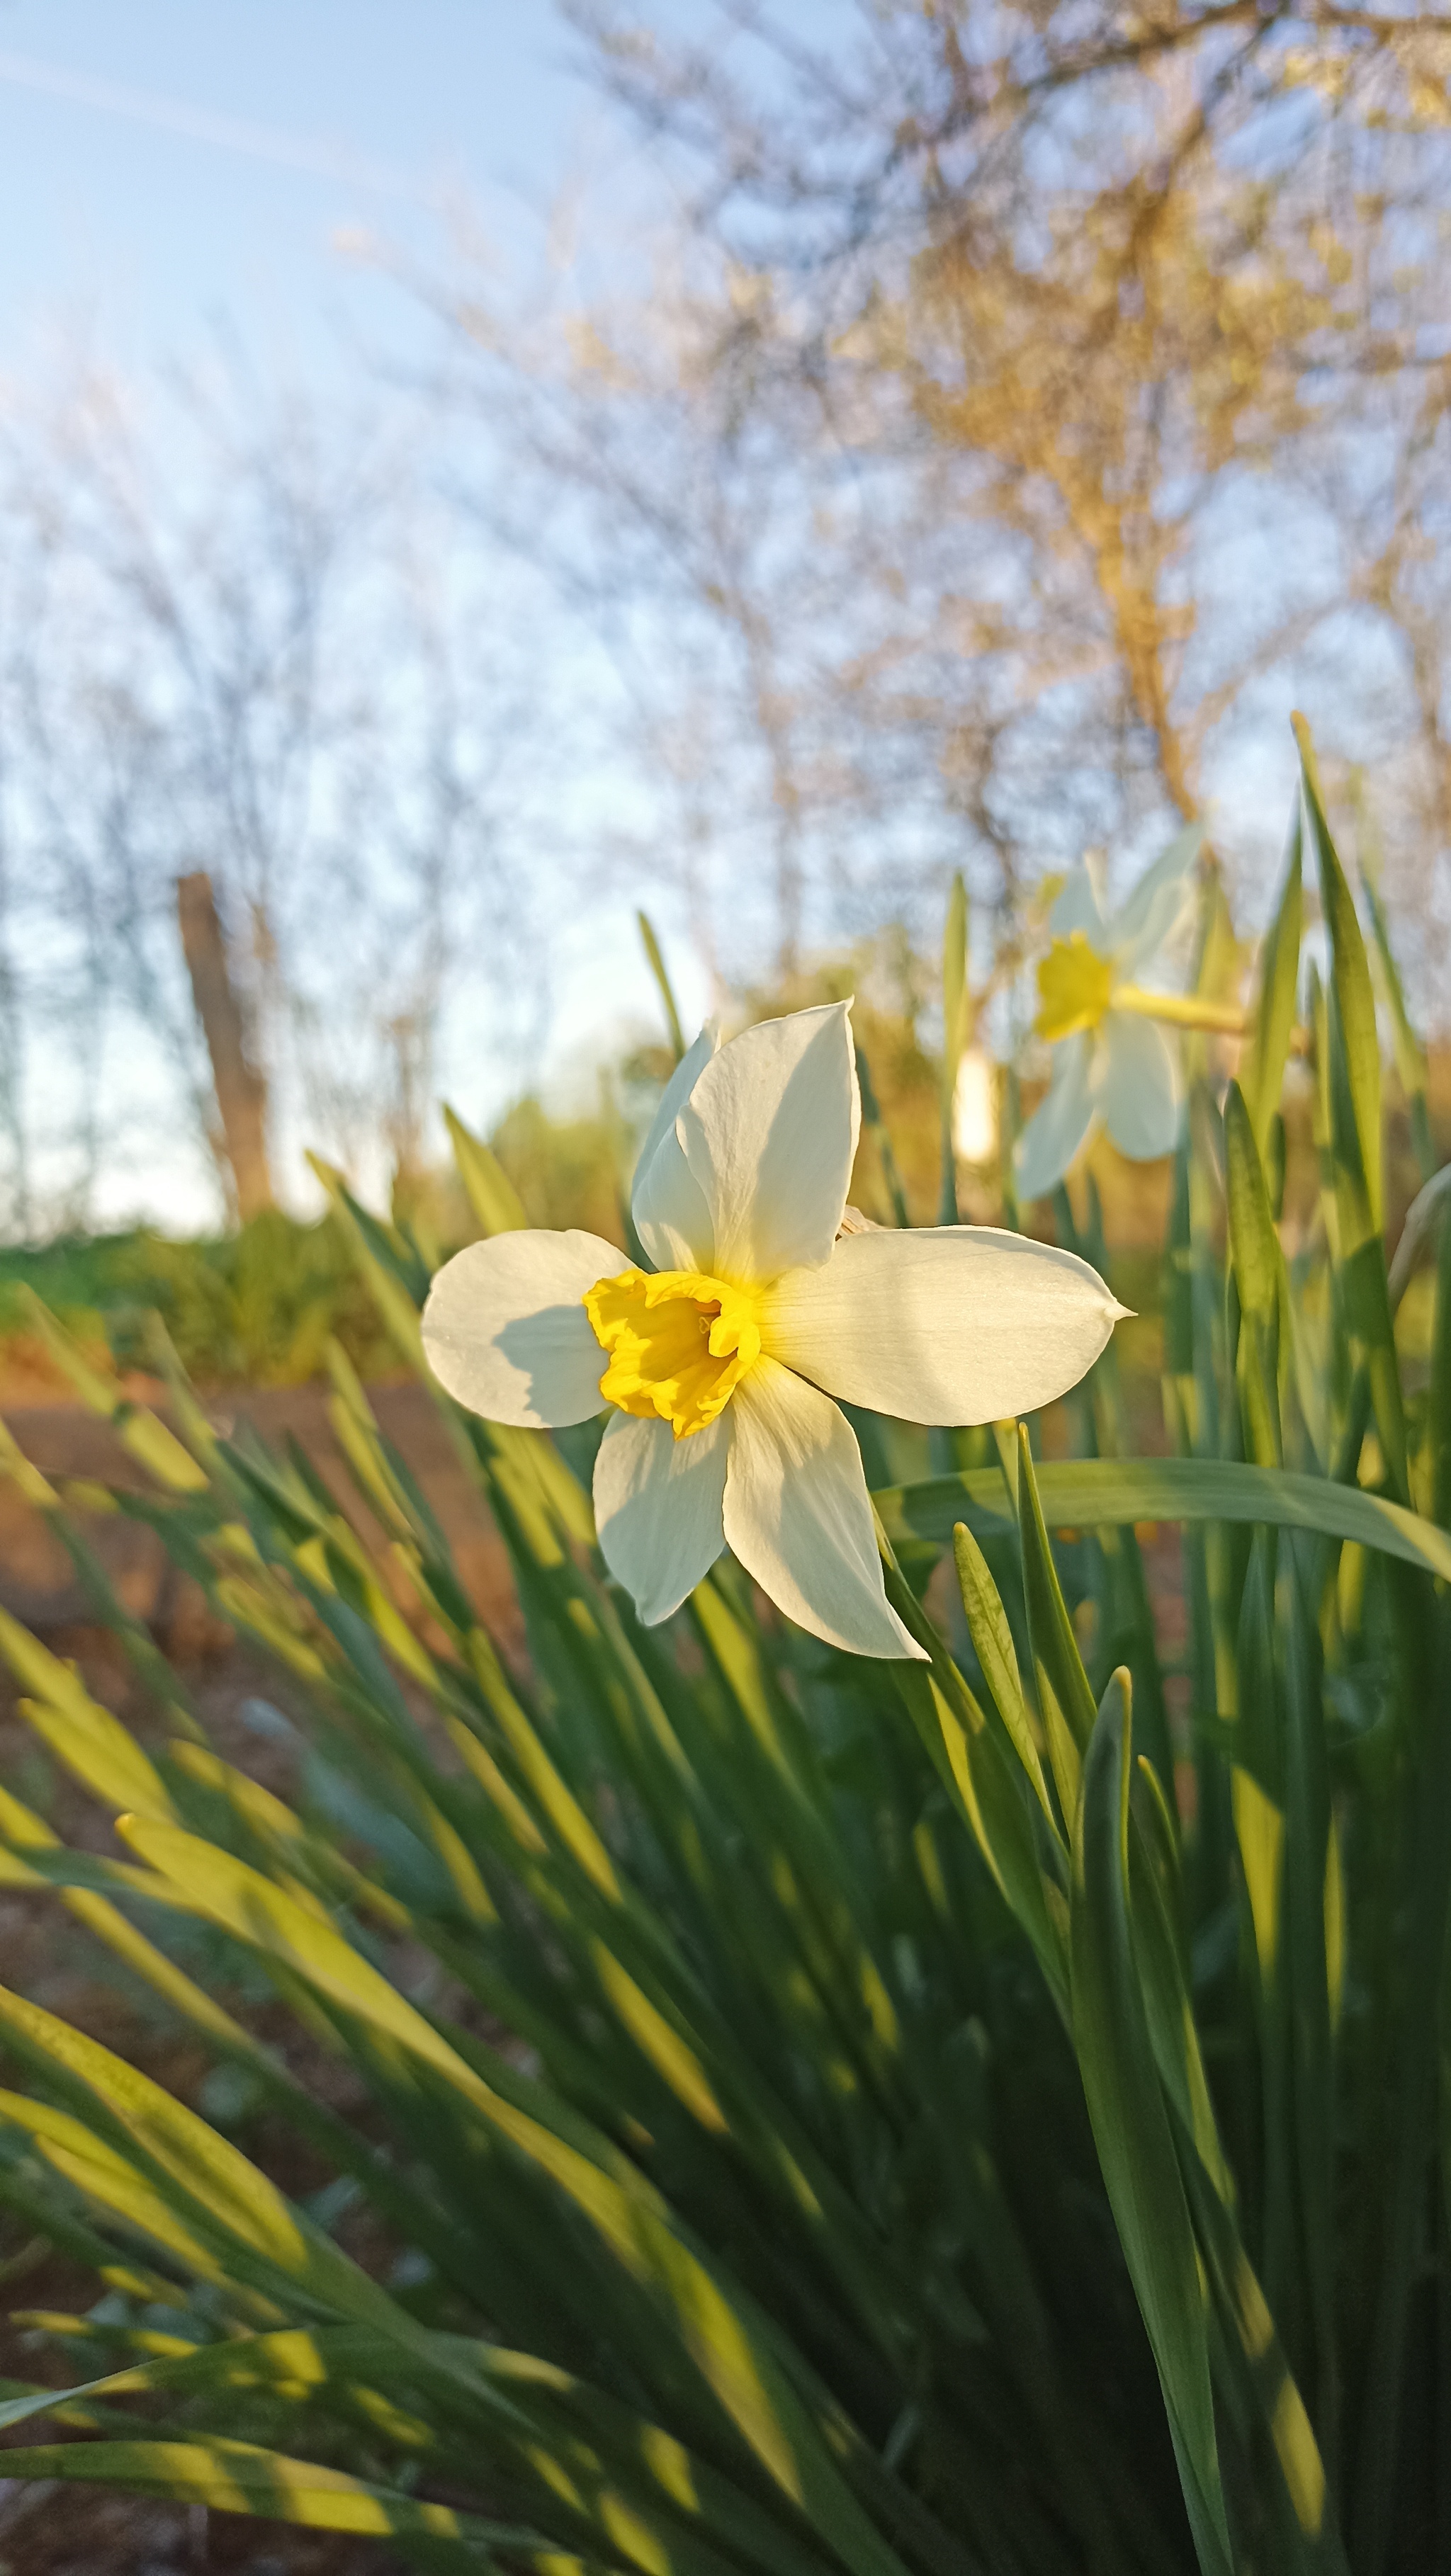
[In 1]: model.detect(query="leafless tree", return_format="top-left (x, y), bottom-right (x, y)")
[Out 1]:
top-left (409, 0), bottom-right (1451, 1007)
top-left (0, 355), bottom-right (547, 1233)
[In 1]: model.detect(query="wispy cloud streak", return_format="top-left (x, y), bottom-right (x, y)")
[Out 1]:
top-left (0, 48), bottom-right (419, 199)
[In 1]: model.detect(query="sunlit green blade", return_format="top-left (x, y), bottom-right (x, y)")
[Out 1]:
top-left (0, 1419), bottom-right (204, 1737)
top-left (1123, 1743), bottom-right (1345, 2563)
top-left (1241, 804), bottom-right (1304, 1157)
top-left (444, 1102), bottom-right (531, 1234)
top-left (1281, 1552), bottom-right (1338, 2487)
top-left (1432, 1214), bottom-right (1451, 1531)
top-left (0, 2434), bottom-right (548, 2558)
top-left (637, 909), bottom-right (687, 1063)
top-left (1070, 1672), bottom-right (1233, 2576)
top-left (1186, 2171), bottom-right (1343, 2568)
top-left (312, 1161), bottom-right (571, 1549)
top-left (1232, 1536), bottom-right (1284, 2004)
top-left (939, 870), bottom-right (969, 1225)
top-left (854, 1044), bottom-right (910, 1227)
top-left (1294, 716), bottom-right (1382, 1235)
top-left (0, 1606), bottom-right (181, 1822)
top-left (878, 1543), bottom-right (1068, 2008)
top-left (951, 1524), bottom-right (1056, 1833)
top-left (0, 1775), bottom-right (444, 2266)
top-left (1124, 1764), bottom-right (1231, 2206)
top-left (1015, 1426), bottom-right (1098, 1820)
top-left (1358, 815), bottom-right (1434, 1183)
top-left (876, 1455), bottom-right (1451, 1581)
top-left (11, 1288), bottom-right (208, 1493)
top-left (0, 2085), bottom-right (271, 2316)
top-left (1047, 1177), bottom-right (1176, 1801)
top-left (0, 1992), bottom-right (410, 2335)
top-left (1224, 1082), bottom-right (1286, 1470)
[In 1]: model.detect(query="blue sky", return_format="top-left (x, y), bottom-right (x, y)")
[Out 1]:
top-left (0, 3), bottom-right (591, 369)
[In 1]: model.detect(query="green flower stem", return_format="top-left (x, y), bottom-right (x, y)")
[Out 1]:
top-left (1115, 982), bottom-right (1316, 1055)
top-left (1113, 985), bottom-right (1251, 1038)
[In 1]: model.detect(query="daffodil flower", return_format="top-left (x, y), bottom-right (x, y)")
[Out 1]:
top-left (424, 1003), bottom-right (1124, 1659)
top-left (1015, 824), bottom-right (1203, 1203)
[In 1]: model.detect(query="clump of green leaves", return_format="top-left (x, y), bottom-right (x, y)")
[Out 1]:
top-left (0, 761), bottom-right (1447, 2575)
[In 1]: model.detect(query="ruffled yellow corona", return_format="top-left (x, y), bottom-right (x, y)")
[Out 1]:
top-left (585, 1266), bottom-right (762, 1438)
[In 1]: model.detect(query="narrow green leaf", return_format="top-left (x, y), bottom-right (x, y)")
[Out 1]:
top-left (875, 1454), bottom-right (1451, 1583)
top-left (0, 1420), bottom-right (203, 1737)
top-left (0, 2086), bottom-right (267, 2310)
top-left (638, 909), bottom-right (687, 1064)
top-left (951, 1524), bottom-right (1056, 1830)
top-left (1294, 715), bottom-right (1382, 1232)
top-left (1015, 1426), bottom-right (1098, 1821)
top-left (0, 2434), bottom-right (534, 2555)
top-left (1233, 1536), bottom-right (1285, 1980)
top-left (879, 1543), bottom-right (1067, 2006)
top-left (1225, 1084), bottom-right (1282, 1340)
top-left (1122, 1700), bottom-right (1339, 2560)
top-left (854, 1044), bottom-right (910, 1228)
top-left (1357, 791), bottom-right (1434, 1182)
top-left (13, 1289), bottom-right (208, 1493)
top-left (1224, 1082), bottom-right (1285, 1470)
top-left (1070, 1672), bottom-right (1233, 2575)
top-left (0, 1607), bottom-right (180, 1825)
top-left (307, 1155), bottom-right (429, 1365)
top-left (939, 870), bottom-right (969, 1225)
top-left (443, 1105), bottom-right (530, 1235)
top-left (1126, 1769), bottom-right (1233, 2206)
top-left (1281, 1553), bottom-right (1338, 2487)
top-left (0, 1992), bottom-right (407, 2335)
top-left (311, 1152), bottom-right (594, 1550)
top-left (1178, 2162), bottom-right (1340, 2564)
top-left (1241, 805), bottom-right (1304, 1155)
top-left (1431, 1205), bottom-right (1451, 1530)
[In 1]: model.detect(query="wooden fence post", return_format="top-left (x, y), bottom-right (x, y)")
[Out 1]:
top-left (175, 871), bottom-right (274, 1220)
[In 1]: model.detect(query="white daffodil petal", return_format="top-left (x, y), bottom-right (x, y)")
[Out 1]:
top-left (1049, 864), bottom-right (1107, 944)
top-left (633, 1023), bottom-right (718, 1197)
top-left (422, 1230), bottom-right (620, 1428)
top-left (632, 1023), bottom-right (719, 1271)
top-left (1111, 822), bottom-right (1203, 972)
top-left (723, 1358), bottom-right (925, 1661)
top-left (1101, 1012), bottom-right (1181, 1160)
top-left (678, 1002), bottom-right (860, 1284)
top-left (1015, 1031), bottom-right (1097, 1203)
top-left (761, 1228), bottom-right (1127, 1426)
top-left (593, 1409), bottom-right (728, 1624)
